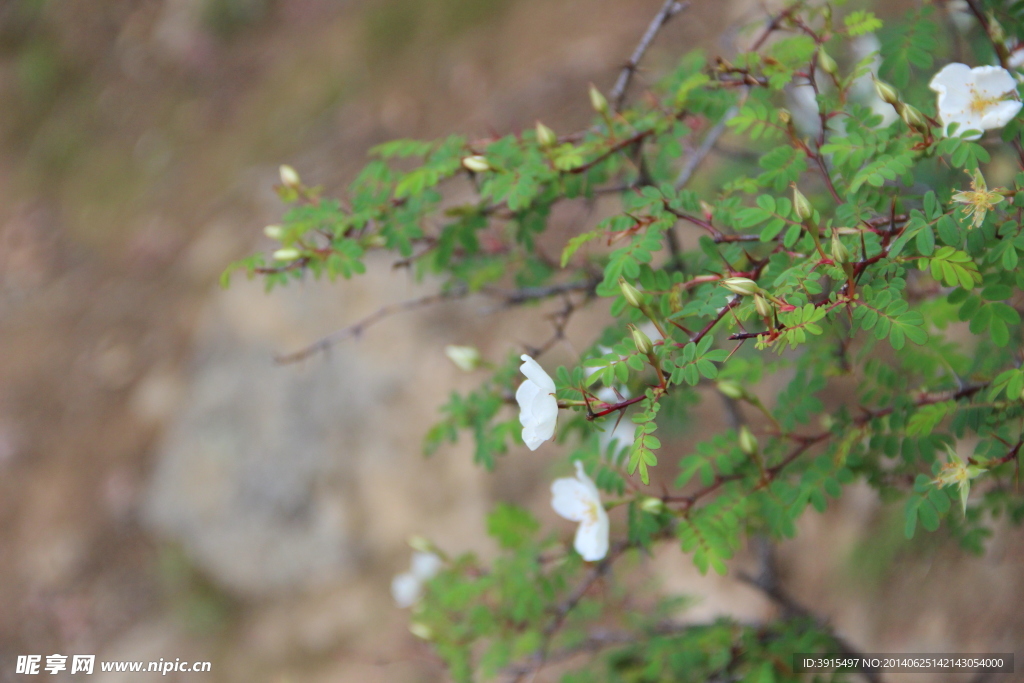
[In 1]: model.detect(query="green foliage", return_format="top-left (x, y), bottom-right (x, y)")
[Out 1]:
top-left (229, 1), bottom-right (1024, 679)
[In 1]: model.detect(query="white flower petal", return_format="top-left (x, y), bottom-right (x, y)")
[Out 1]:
top-left (573, 460), bottom-right (602, 501)
top-left (574, 513), bottom-right (610, 562)
top-left (391, 572), bottom-right (421, 608)
top-left (971, 65), bottom-right (1018, 95)
top-left (552, 462), bottom-right (610, 561)
top-left (981, 99), bottom-right (1023, 130)
top-left (932, 63), bottom-right (1022, 139)
top-left (410, 551), bottom-right (443, 580)
top-left (516, 356), bottom-right (559, 450)
top-left (930, 62), bottom-right (974, 95)
top-left (551, 476), bottom-right (595, 522)
top-left (519, 355), bottom-right (555, 393)
top-left (940, 110), bottom-right (985, 139)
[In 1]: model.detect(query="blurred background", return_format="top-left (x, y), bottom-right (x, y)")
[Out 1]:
top-left (0, 0), bottom-right (1021, 681)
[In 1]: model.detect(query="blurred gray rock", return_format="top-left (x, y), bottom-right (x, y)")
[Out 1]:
top-left (143, 280), bottom-right (368, 596)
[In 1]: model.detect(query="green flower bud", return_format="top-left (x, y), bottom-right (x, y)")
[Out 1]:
top-left (408, 535), bottom-right (433, 553)
top-left (989, 13), bottom-right (1006, 43)
top-left (461, 155), bottom-right (491, 173)
top-left (900, 103), bottom-right (927, 132)
top-left (618, 277), bottom-right (645, 308)
top-left (792, 184), bottom-right (814, 222)
top-left (738, 426), bottom-right (758, 456)
top-left (721, 277), bottom-right (760, 296)
top-left (831, 231), bottom-right (851, 263)
top-left (360, 234), bottom-right (387, 249)
top-left (777, 108), bottom-right (792, 125)
top-left (535, 120), bottom-right (557, 148)
top-left (263, 224), bottom-right (284, 240)
top-left (444, 345), bottom-right (481, 372)
top-left (589, 84), bottom-right (609, 114)
top-left (872, 76), bottom-right (900, 107)
top-left (279, 164), bottom-right (300, 188)
top-left (716, 380), bottom-right (745, 400)
top-left (272, 247), bottom-right (301, 261)
top-left (817, 48), bottom-right (838, 76)
top-left (629, 324), bottom-right (654, 356)
top-left (753, 293), bottom-right (773, 319)
top-left (639, 497), bottom-right (665, 514)
top-left (410, 622), bottom-right (433, 640)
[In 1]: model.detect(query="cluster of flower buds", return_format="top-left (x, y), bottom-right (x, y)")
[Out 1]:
top-left (872, 75), bottom-right (928, 133)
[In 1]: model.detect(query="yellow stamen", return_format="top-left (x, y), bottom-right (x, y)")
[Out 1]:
top-left (968, 88), bottom-right (1000, 114)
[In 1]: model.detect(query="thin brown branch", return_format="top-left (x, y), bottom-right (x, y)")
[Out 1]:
top-left (675, 106), bottom-right (739, 190)
top-left (275, 288), bottom-right (467, 363)
top-left (508, 540), bottom-right (632, 683)
top-left (737, 554), bottom-right (881, 683)
top-left (610, 0), bottom-right (691, 111)
top-left (276, 280), bottom-right (597, 364)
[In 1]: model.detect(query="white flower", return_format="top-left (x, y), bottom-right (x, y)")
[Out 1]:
top-left (551, 461), bottom-right (609, 562)
top-left (930, 63), bottom-right (1022, 139)
top-left (516, 354), bottom-right (558, 451)
top-left (391, 551), bottom-right (443, 608)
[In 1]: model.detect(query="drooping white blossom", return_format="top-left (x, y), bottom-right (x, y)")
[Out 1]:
top-left (516, 354), bottom-right (558, 451)
top-left (930, 63), bottom-right (1022, 139)
top-left (551, 461), bottom-right (609, 562)
top-left (391, 551), bottom-right (443, 608)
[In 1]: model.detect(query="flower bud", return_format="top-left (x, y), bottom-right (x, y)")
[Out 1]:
top-left (738, 426), bottom-right (758, 456)
top-left (721, 277), bottom-right (759, 296)
top-left (461, 155), bottom-right (490, 173)
top-left (272, 247), bottom-right (301, 261)
top-left (444, 344), bottom-right (481, 372)
top-left (535, 120), bottom-right (557, 148)
top-left (792, 184), bottom-right (813, 222)
top-left (831, 231), bottom-right (851, 263)
top-left (989, 14), bottom-right (1006, 44)
top-left (777, 108), bottom-right (792, 125)
top-left (618, 276), bottom-right (645, 308)
top-left (639, 497), bottom-right (665, 514)
top-left (279, 164), bottom-right (300, 188)
top-left (629, 324), bottom-right (654, 356)
top-left (900, 103), bottom-right (927, 132)
top-left (408, 535), bottom-right (433, 554)
top-left (410, 622), bottom-right (433, 640)
top-left (360, 234), bottom-right (387, 248)
top-left (263, 224), bottom-right (284, 240)
top-left (872, 76), bottom-right (900, 107)
top-left (753, 293), bottom-right (773, 319)
top-left (589, 84), bottom-right (609, 114)
top-left (817, 48), bottom-right (838, 76)
top-left (716, 380), bottom-right (745, 400)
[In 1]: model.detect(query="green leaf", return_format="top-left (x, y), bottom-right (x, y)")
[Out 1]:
top-left (845, 10), bottom-right (883, 35)
top-left (487, 503), bottom-right (540, 549)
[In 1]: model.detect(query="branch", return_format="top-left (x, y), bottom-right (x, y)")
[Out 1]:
top-left (508, 540), bottom-right (632, 683)
top-left (737, 546), bottom-right (881, 683)
top-left (674, 106), bottom-right (739, 190)
top-left (609, 0), bottom-right (691, 111)
top-left (275, 280), bottom-right (597, 364)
